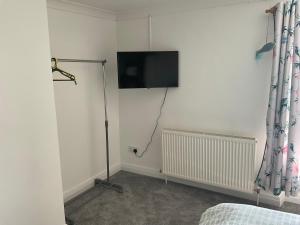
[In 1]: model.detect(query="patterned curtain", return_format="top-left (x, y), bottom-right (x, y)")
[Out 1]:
top-left (256, 0), bottom-right (300, 197)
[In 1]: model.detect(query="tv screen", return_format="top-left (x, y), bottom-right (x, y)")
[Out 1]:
top-left (117, 51), bottom-right (179, 89)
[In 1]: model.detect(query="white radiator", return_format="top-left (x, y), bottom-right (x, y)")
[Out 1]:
top-left (162, 129), bottom-right (256, 193)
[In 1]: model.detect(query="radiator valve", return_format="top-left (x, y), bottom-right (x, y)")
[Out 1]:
top-left (255, 187), bottom-right (261, 206)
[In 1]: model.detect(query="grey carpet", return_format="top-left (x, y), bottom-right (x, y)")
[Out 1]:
top-left (65, 171), bottom-right (300, 225)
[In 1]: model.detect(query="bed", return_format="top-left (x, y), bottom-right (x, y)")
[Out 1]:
top-left (199, 203), bottom-right (300, 225)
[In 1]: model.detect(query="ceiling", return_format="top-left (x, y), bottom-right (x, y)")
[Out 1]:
top-left (56, 0), bottom-right (268, 14)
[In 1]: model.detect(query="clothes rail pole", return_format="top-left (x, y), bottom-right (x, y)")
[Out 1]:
top-left (54, 57), bottom-right (123, 225)
top-left (54, 57), bottom-right (123, 192)
top-left (56, 58), bottom-right (107, 64)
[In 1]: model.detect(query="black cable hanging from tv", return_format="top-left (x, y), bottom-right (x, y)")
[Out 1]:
top-left (136, 87), bottom-right (169, 158)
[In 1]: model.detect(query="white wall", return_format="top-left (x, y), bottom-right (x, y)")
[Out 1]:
top-left (117, 1), bottom-right (276, 176)
top-left (0, 1), bottom-right (65, 225)
top-left (47, 5), bottom-right (121, 200)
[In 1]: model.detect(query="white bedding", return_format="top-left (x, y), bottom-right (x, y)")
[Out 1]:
top-left (199, 203), bottom-right (300, 225)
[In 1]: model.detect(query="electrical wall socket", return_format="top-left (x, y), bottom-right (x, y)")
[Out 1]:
top-left (128, 146), bottom-right (138, 153)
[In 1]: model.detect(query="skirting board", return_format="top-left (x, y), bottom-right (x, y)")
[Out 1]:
top-left (285, 196), bottom-right (300, 205)
top-left (63, 163), bottom-right (121, 202)
top-left (121, 163), bottom-right (285, 207)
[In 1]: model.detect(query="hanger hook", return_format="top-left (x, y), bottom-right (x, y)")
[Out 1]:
top-left (51, 58), bottom-right (58, 69)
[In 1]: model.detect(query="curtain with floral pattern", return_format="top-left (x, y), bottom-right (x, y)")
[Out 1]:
top-left (256, 0), bottom-right (300, 197)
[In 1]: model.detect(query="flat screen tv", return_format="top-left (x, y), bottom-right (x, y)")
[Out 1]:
top-left (117, 51), bottom-right (179, 89)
